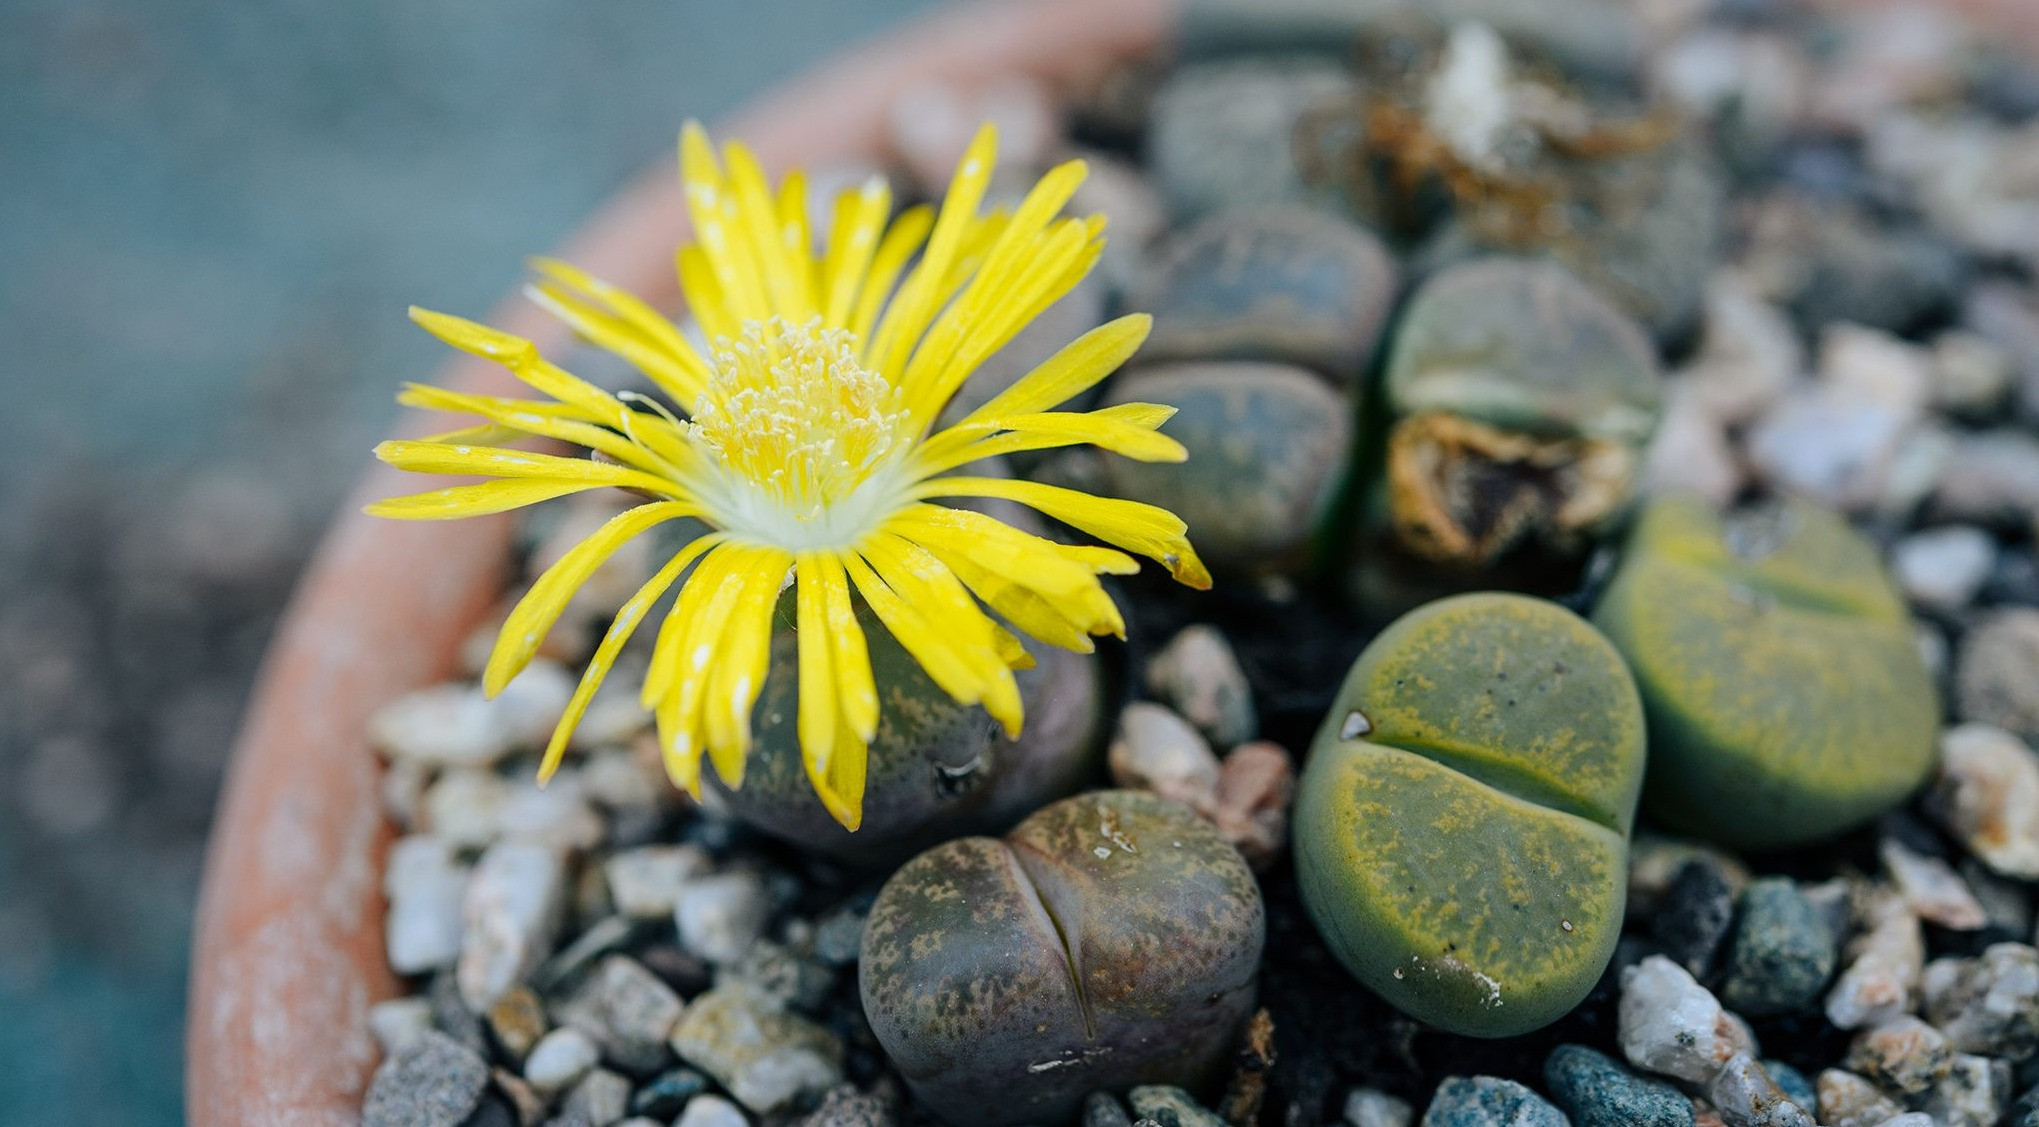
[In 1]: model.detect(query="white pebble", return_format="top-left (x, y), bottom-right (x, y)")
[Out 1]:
top-left (1881, 838), bottom-right (1988, 931)
top-left (675, 1094), bottom-right (750, 1127)
top-left (370, 661), bottom-right (574, 768)
top-left (383, 835), bottom-right (469, 975)
top-left (523, 1026), bottom-right (600, 1094)
top-left (1619, 955), bottom-right (1752, 1085)
top-left (1891, 526), bottom-right (1996, 612)
top-left (1930, 724), bottom-right (2039, 879)
top-left (421, 769), bottom-right (508, 850)
top-left (1827, 899), bottom-right (1925, 1030)
top-left (606, 845), bottom-right (712, 920)
top-left (1108, 702), bottom-right (1222, 816)
top-left (1146, 625), bottom-right (1257, 748)
top-left (1343, 1086), bottom-right (1413, 1127)
top-left (367, 997), bottom-right (434, 1056)
top-left (675, 871), bottom-right (772, 965)
top-left (458, 841), bottom-right (568, 1010)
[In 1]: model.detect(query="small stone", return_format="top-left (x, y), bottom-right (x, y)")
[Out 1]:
top-left (1128, 1086), bottom-right (1228, 1127)
top-left (1069, 149), bottom-right (1166, 298)
top-left (675, 1093), bottom-right (751, 1127)
top-left (1342, 1089), bottom-right (1413, 1127)
top-left (1813, 1069), bottom-right (1903, 1127)
top-left (1418, 1076), bottom-right (1568, 1127)
top-left (576, 667), bottom-right (652, 747)
top-left (369, 996), bottom-right (434, 1056)
top-left (1760, 1062), bottom-right (1814, 1113)
top-left (1933, 331), bottom-right (2014, 420)
top-left (423, 768), bottom-right (510, 850)
top-left (499, 774), bottom-right (605, 853)
top-left (1931, 725), bottom-right (2039, 880)
top-left (1108, 702), bottom-right (1221, 817)
top-left (629, 1068), bottom-right (711, 1119)
top-left (1931, 431), bottom-right (2039, 529)
top-left (555, 955), bottom-right (684, 1075)
top-left (725, 941), bottom-right (834, 1013)
top-left (2012, 1088), bottom-right (2039, 1127)
top-left (382, 759), bottom-right (430, 830)
top-left (1745, 324), bottom-right (1931, 513)
top-left (525, 1026), bottom-right (601, 1094)
top-left (604, 845), bottom-right (711, 921)
top-left (1620, 955), bottom-right (1755, 1085)
top-left (1923, 1053), bottom-right (2014, 1127)
top-left (385, 834), bottom-right (471, 976)
top-left (674, 871), bottom-right (772, 965)
top-left (1960, 609), bottom-right (2039, 744)
top-left (799, 1084), bottom-right (896, 1127)
top-left (1212, 741), bottom-right (1295, 871)
top-left (1652, 859), bottom-right (1738, 975)
top-left (1881, 838), bottom-right (1989, 931)
top-left (559, 1067), bottom-right (631, 1127)
top-left (1628, 836), bottom-right (1751, 919)
top-left (1843, 1016), bottom-right (1954, 1097)
top-left (1642, 382), bottom-right (1745, 506)
top-left (1826, 901), bottom-right (1926, 1030)
top-left (491, 1068), bottom-right (544, 1126)
top-left (581, 742), bottom-right (668, 812)
top-left (1891, 527), bottom-right (1997, 612)
top-left (1544, 1043), bottom-right (1693, 1127)
top-left (1708, 1055), bottom-right (1814, 1127)
top-left (1877, 1116), bottom-right (1935, 1127)
top-left (1720, 878), bottom-right (1837, 1017)
top-left (536, 916), bottom-right (636, 992)
top-left (1959, 857), bottom-right (2034, 938)
top-left (458, 841), bottom-right (568, 1011)
top-left (1146, 625), bottom-right (1256, 749)
top-left (428, 969), bottom-right (489, 1054)
top-left (371, 662), bottom-right (574, 768)
top-left (1922, 943), bottom-right (2039, 1060)
top-left (485, 985), bottom-right (547, 1067)
top-left (363, 1030), bottom-right (491, 1127)
top-left (1679, 274), bottom-right (1804, 426)
top-left (668, 983), bottom-right (845, 1114)
top-left (1145, 59), bottom-right (1354, 221)
top-left (811, 904), bottom-right (866, 967)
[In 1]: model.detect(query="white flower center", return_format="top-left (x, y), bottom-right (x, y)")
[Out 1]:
top-left (684, 316), bottom-right (914, 550)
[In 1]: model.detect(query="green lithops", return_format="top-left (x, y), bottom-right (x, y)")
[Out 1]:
top-left (711, 600), bottom-right (1103, 865)
top-left (861, 790), bottom-right (1264, 1127)
top-left (1101, 362), bottom-right (1353, 575)
top-left (1294, 593), bottom-right (1645, 1037)
top-left (1591, 495), bottom-right (1940, 850)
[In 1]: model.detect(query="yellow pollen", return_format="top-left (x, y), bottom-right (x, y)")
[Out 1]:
top-left (685, 316), bottom-right (909, 544)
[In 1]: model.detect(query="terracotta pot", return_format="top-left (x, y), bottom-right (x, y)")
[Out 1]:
top-left (184, 1), bottom-right (1173, 1122)
top-left (185, 0), bottom-right (2039, 1122)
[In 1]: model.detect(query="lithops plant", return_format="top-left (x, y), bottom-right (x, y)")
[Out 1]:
top-left (860, 789), bottom-right (1264, 1126)
top-left (1294, 592), bottom-right (1646, 1037)
top-left (1099, 361), bottom-right (1353, 575)
top-left (710, 599), bottom-right (1104, 865)
top-left (1592, 495), bottom-right (1940, 850)
top-left (1377, 257), bottom-right (1662, 571)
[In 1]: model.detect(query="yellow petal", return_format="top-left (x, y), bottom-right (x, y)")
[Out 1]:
top-left (701, 549), bottom-right (790, 789)
top-left (408, 307), bottom-right (627, 424)
top-left (484, 500), bottom-right (700, 696)
top-left (372, 440), bottom-right (682, 498)
top-left (916, 403), bottom-right (1185, 475)
top-left (917, 476), bottom-right (1212, 590)
top-left (841, 551), bottom-right (986, 708)
top-left (865, 124), bottom-right (998, 380)
top-left (396, 383), bottom-right (688, 481)
top-left (813, 552), bottom-right (877, 740)
top-left (959, 314), bottom-right (1151, 424)
top-left (859, 532), bottom-right (1022, 736)
top-left (820, 177), bottom-right (891, 330)
top-left (680, 122), bottom-right (770, 322)
top-left (848, 204), bottom-right (934, 354)
top-left (364, 478), bottom-right (601, 520)
top-left (524, 257), bottom-right (708, 408)
top-left (535, 529), bottom-right (718, 780)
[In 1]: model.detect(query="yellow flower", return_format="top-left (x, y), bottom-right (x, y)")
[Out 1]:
top-left (368, 122), bottom-right (1209, 829)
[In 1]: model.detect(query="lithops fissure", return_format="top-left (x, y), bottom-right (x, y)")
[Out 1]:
top-left (1295, 593), bottom-right (1646, 1037)
top-left (860, 790), bottom-right (1264, 1127)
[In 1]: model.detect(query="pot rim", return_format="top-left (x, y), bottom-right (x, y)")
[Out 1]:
top-left (184, 1), bottom-right (1174, 1122)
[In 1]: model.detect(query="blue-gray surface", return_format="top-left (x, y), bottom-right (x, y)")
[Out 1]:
top-left (0, 0), bottom-right (939, 1122)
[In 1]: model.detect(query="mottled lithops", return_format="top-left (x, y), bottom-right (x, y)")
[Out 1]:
top-left (1100, 362), bottom-right (1352, 574)
top-left (1294, 593), bottom-right (1646, 1037)
top-left (1381, 258), bottom-right (1661, 570)
top-left (860, 790), bottom-right (1264, 1126)
top-left (710, 600), bottom-right (1103, 864)
top-left (1131, 207), bottom-right (1399, 384)
top-left (1592, 495), bottom-right (1940, 850)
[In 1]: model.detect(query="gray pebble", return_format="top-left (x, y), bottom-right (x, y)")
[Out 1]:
top-left (725, 941), bottom-right (835, 1013)
top-left (1931, 430), bottom-right (2039, 529)
top-left (1960, 609), bottom-right (2039, 744)
top-left (1923, 1053), bottom-right (2014, 1127)
top-left (1127, 1087), bottom-right (1226, 1127)
top-left (1922, 943), bottom-right (2039, 1060)
top-left (2012, 1087), bottom-right (2039, 1127)
top-left (558, 1067), bottom-right (631, 1127)
top-left (1653, 859), bottom-right (1738, 976)
top-left (554, 954), bottom-right (683, 1075)
top-left (668, 983), bottom-right (844, 1114)
top-left (1544, 1043), bottom-right (1692, 1127)
top-left (1146, 624), bottom-right (1257, 750)
top-left (1720, 878), bottom-right (1837, 1016)
top-left (1709, 1054), bottom-right (1814, 1127)
top-left (629, 1067), bottom-right (711, 1120)
top-left (1419, 1076), bottom-right (1568, 1127)
top-left (675, 871), bottom-right (773, 965)
top-left (675, 1093), bottom-right (750, 1127)
top-left (1759, 1061), bottom-right (1814, 1113)
top-left (524, 1026), bottom-right (601, 1095)
top-left (799, 1084), bottom-right (897, 1127)
top-left (1145, 59), bottom-right (1353, 221)
top-left (812, 904), bottom-right (866, 967)
top-left (362, 1029), bottom-right (490, 1127)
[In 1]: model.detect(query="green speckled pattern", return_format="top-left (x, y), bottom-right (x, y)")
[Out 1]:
top-left (860, 790), bottom-right (1264, 1127)
top-left (1295, 593), bottom-right (1644, 1037)
top-left (1591, 495), bottom-right (1939, 850)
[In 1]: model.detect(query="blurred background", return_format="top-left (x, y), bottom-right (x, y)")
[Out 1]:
top-left (0, 1), bottom-right (939, 1121)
